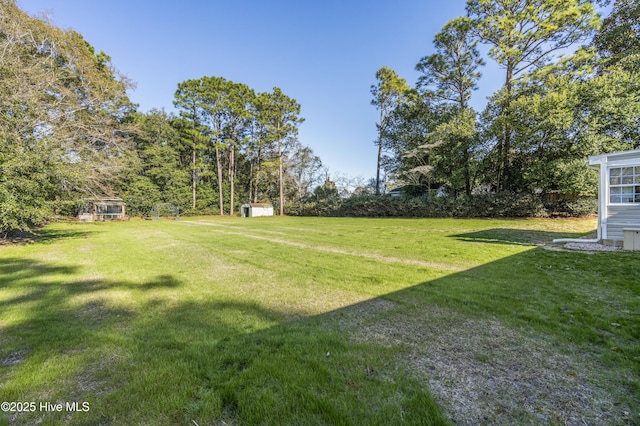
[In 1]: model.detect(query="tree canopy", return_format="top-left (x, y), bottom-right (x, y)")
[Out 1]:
top-left (0, 0), bottom-right (134, 233)
top-left (0, 2), bottom-right (320, 232)
top-left (374, 0), bottom-right (639, 200)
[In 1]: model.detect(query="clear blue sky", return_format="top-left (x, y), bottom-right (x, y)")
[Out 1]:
top-left (18, 0), bottom-right (504, 179)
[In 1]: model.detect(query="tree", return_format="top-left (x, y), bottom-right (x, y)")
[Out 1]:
top-left (382, 90), bottom-right (440, 195)
top-left (594, 0), bottom-right (640, 67)
top-left (482, 46), bottom-right (640, 195)
top-left (467, 0), bottom-right (599, 190)
top-left (173, 79), bottom-right (210, 210)
top-left (416, 17), bottom-right (483, 110)
top-left (0, 1), bottom-right (135, 233)
top-left (415, 17), bottom-right (483, 195)
top-left (370, 67), bottom-right (409, 195)
top-left (125, 110), bottom-right (190, 214)
top-left (287, 141), bottom-right (323, 201)
top-left (256, 88), bottom-right (304, 215)
top-left (198, 76), bottom-right (231, 215)
top-left (221, 81), bottom-right (254, 216)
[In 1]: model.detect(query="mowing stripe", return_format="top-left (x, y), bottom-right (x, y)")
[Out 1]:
top-left (178, 220), bottom-right (463, 271)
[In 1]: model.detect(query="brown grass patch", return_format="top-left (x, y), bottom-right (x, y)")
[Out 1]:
top-left (335, 302), bottom-right (626, 425)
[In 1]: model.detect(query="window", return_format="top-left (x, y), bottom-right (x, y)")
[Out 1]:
top-left (609, 166), bottom-right (640, 204)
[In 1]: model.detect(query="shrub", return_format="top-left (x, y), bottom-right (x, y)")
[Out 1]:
top-left (285, 192), bottom-right (595, 219)
top-left (545, 197), bottom-right (597, 217)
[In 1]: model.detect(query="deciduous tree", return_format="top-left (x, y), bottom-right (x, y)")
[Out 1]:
top-left (0, 1), bottom-right (134, 233)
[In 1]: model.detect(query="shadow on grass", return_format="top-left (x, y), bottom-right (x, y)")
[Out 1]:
top-left (0, 227), bottom-right (95, 247)
top-left (0, 255), bottom-right (445, 425)
top-left (451, 228), bottom-right (593, 246)
top-left (1, 242), bottom-right (638, 425)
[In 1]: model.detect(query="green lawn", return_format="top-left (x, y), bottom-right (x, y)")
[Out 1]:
top-left (0, 217), bottom-right (638, 425)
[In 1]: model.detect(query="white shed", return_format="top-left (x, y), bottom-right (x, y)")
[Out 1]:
top-left (588, 149), bottom-right (640, 244)
top-left (241, 203), bottom-right (274, 218)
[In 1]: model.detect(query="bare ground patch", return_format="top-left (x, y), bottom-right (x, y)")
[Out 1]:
top-left (334, 303), bottom-right (630, 425)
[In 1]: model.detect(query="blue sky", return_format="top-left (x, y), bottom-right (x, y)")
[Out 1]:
top-left (18, 0), bottom-right (504, 179)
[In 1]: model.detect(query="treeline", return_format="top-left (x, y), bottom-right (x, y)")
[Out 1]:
top-left (2, 0), bottom-right (639, 233)
top-left (371, 0), bottom-right (640, 199)
top-left (0, 1), bottom-right (322, 233)
top-left (123, 81), bottom-right (320, 217)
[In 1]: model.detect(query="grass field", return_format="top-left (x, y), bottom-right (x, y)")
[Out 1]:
top-left (0, 217), bottom-right (638, 425)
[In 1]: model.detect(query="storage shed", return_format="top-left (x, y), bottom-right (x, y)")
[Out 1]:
top-left (241, 203), bottom-right (274, 218)
top-left (588, 149), bottom-right (640, 244)
top-left (77, 198), bottom-right (126, 222)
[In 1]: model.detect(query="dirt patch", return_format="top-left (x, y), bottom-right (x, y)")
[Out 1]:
top-left (338, 304), bottom-right (628, 425)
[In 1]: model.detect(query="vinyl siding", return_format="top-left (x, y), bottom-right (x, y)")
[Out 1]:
top-left (608, 151), bottom-right (640, 162)
top-left (606, 205), bottom-right (640, 240)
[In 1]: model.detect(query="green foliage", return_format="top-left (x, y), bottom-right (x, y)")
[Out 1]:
top-left (256, 87), bottom-right (305, 214)
top-left (594, 0), bottom-right (640, 67)
top-left (383, 1), bottom-right (637, 203)
top-left (286, 192), bottom-right (595, 218)
top-left (0, 2), bottom-right (135, 233)
top-left (170, 78), bottom-right (307, 216)
top-left (466, 0), bottom-right (599, 190)
top-left (371, 67), bottom-right (410, 194)
top-left (123, 176), bottom-right (162, 216)
top-left (416, 17), bottom-right (483, 109)
top-left (545, 197), bottom-right (597, 217)
top-left (467, 0), bottom-right (599, 78)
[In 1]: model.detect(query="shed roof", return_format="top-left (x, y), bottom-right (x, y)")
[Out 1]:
top-left (84, 198), bottom-right (125, 205)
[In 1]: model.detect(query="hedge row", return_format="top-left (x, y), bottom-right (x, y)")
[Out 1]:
top-left (285, 193), bottom-right (597, 218)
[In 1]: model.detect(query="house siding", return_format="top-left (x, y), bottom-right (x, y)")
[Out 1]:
top-left (608, 151), bottom-right (640, 163)
top-left (606, 205), bottom-right (640, 240)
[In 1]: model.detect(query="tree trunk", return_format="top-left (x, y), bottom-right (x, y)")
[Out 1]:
top-left (464, 143), bottom-right (471, 197)
top-left (216, 145), bottom-right (224, 215)
top-left (501, 64), bottom-right (514, 191)
top-left (375, 109), bottom-right (383, 195)
top-left (191, 148), bottom-right (197, 209)
top-left (278, 137), bottom-right (284, 216)
top-left (229, 144), bottom-right (235, 216)
top-left (253, 148), bottom-right (262, 203)
top-left (248, 158), bottom-right (254, 204)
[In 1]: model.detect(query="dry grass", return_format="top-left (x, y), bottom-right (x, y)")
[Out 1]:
top-left (341, 302), bottom-right (622, 425)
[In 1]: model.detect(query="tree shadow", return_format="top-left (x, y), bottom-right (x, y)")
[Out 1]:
top-left (0, 253), bottom-right (447, 425)
top-left (315, 245), bottom-right (639, 425)
top-left (1, 243), bottom-right (637, 425)
top-left (0, 227), bottom-right (95, 247)
top-left (450, 228), bottom-right (594, 246)
top-left (0, 258), bottom-right (79, 286)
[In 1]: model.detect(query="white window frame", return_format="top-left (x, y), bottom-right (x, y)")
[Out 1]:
top-left (608, 165), bottom-right (640, 204)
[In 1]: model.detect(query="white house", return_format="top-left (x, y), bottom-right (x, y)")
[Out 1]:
top-left (587, 148), bottom-right (640, 245)
top-left (241, 203), bottom-right (274, 218)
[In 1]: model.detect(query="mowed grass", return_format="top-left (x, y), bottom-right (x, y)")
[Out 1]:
top-left (0, 216), bottom-right (638, 425)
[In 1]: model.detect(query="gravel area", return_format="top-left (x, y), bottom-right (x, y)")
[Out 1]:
top-left (563, 242), bottom-right (622, 252)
